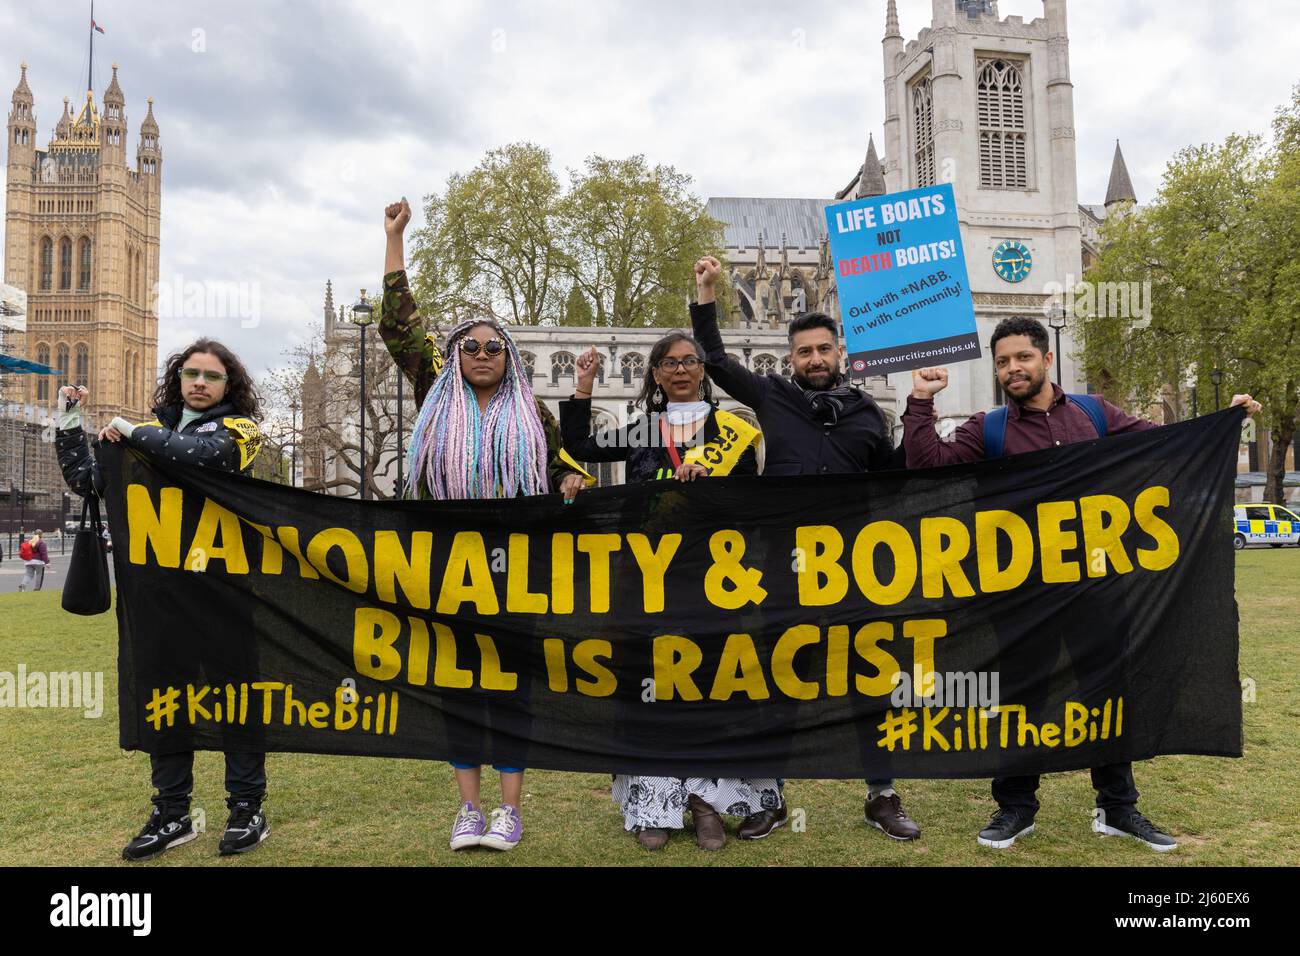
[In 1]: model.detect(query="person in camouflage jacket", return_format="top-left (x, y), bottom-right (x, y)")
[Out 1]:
top-left (381, 197), bottom-right (589, 853)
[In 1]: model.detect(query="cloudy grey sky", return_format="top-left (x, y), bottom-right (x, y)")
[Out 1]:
top-left (2, 0), bottom-right (1298, 389)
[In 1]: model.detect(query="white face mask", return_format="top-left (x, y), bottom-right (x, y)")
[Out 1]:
top-left (664, 401), bottom-right (711, 425)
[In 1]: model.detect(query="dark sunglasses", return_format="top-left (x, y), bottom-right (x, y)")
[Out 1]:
top-left (459, 337), bottom-right (507, 357)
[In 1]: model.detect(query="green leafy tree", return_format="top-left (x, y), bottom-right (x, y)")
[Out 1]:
top-left (409, 143), bottom-right (566, 327)
top-left (559, 154), bottom-right (726, 327)
top-left (1080, 84), bottom-right (1300, 502)
top-left (407, 145), bottom-right (728, 330)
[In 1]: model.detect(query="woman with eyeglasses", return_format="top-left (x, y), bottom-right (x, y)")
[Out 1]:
top-left (558, 334), bottom-right (781, 852)
top-left (382, 198), bottom-right (589, 853)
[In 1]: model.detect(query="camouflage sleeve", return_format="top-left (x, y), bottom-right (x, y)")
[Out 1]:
top-left (537, 400), bottom-right (578, 492)
top-left (128, 417), bottom-right (262, 475)
top-left (380, 269), bottom-right (445, 407)
top-left (56, 426), bottom-right (103, 498)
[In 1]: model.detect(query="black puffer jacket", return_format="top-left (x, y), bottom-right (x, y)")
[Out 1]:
top-left (689, 301), bottom-right (902, 476)
top-left (58, 401), bottom-right (262, 497)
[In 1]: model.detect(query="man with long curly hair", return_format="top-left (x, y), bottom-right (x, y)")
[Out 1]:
top-left (56, 339), bottom-right (270, 860)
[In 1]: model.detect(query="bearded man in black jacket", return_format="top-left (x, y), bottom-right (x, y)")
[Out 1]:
top-left (689, 255), bottom-right (919, 843)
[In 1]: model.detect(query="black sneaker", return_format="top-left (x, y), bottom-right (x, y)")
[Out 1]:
top-left (121, 808), bottom-right (198, 861)
top-left (218, 801), bottom-right (270, 856)
top-left (1094, 807), bottom-right (1178, 852)
top-left (977, 807), bottom-right (1036, 848)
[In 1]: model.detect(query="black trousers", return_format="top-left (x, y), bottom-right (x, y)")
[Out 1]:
top-left (990, 586), bottom-right (1139, 815)
top-left (151, 750), bottom-right (267, 816)
top-left (992, 762), bottom-right (1138, 814)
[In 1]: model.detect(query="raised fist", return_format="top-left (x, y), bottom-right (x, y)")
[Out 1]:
top-left (911, 366), bottom-right (949, 399)
top-left (384, 198), bottom-right (412, 237)
top-left (694, 256), bottom-right (721, 289)
top-left (575, 345), bottom-right (602, 393)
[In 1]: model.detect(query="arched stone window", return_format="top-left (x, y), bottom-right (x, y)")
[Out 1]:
top-left (754, 354), bottom-right (777, 375)
top-left (56, 343), bottom-right (70, 384)
top-left (620, 352), bottom-right (644, 385)
top-left (39, 237), bottom-right (53, 290)
top-left (35, 344), bottom-right (50, 400)
top-left (781, 356), bottom-right (792, 377)
top-left (551, 350), bottom-right (575, 385)
top-left (518, 351), bottom-right (536, 384)
top-left (75, 343), bottom-right (89, 386)
top-left (912, 74), bottom-right (935, 188)
top-left (977, 58), bottom-right (1028, 189)
top-left (78, 236), bottom-right (92, 290)
top-left (59, 237), bottom-right (72, 289)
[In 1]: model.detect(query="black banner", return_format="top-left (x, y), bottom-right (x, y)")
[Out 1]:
top-left (99, 410), bottom-right (1245, 779)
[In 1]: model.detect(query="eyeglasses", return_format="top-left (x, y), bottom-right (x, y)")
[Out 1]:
top-left (459, 337), bottom-right (506, 357)
top-left (656, 356), bottom-right (702, 372)
top-left (178, 368), bottom-right (228, 383)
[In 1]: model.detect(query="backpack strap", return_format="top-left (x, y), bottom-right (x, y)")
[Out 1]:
top-left (982, 406), bottom-right (1009, 460)
top-left (1068, 394), bottom-right (1108, 439)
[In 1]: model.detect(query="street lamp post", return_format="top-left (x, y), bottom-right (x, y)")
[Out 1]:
top-left (289, 399), bottom-right (299, 487)
top-left (350, 290), bottom-right (375, 500)
top-left (395, 370), bottom-right (403, 499)
top-left (18, 425), bottom-right (27, 534)
top-left (1047, 304), bottom-right (1067, 387)
top-left (1210, 366), bottom-right (1223, 412)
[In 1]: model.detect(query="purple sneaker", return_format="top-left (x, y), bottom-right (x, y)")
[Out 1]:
top-left (479, 805), bottom-right (522, 851)
top-left (449, 802), bottom-right (486, 850)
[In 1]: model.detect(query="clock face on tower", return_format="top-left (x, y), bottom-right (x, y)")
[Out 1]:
top-left (992, 240), bottom-right (1033, 283)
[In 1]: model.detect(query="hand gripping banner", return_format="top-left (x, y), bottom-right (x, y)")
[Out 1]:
top-left (99, 410), bottom-right (1245, 779)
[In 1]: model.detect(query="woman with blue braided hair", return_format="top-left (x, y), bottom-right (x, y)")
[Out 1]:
top-left (381, 198), bottom-right (589, 852)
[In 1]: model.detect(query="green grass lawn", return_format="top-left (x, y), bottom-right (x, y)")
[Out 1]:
top-left (2, 549), bottom-right (1296, 867)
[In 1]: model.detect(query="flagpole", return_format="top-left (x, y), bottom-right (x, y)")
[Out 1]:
top-left (87, 0), bottom-right (94, 93)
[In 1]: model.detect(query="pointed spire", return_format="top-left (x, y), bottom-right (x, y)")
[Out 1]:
top-left (1104, 140), bottom-right (1137, 208)
top-left (140, 96), bottom-right (158, 133)
top-left (55, 96), bottom-right (72, 137)
top-left (13, 62), bottom-right (32, 100)
top-left (105, 62), bottom-right (123, 104)
top-left (885, 0), bottom-right (901, 38)
top-left (857, 135), bottom-right (887, 199)
top-left (325, 279), bottom-right (334, 312)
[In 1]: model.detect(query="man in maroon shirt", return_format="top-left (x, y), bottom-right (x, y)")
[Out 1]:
top-left (903, 316), bottom-right (1259, 852)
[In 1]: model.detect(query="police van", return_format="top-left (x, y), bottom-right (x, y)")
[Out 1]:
top-left (1233, 503), bottom-right (1300, 549)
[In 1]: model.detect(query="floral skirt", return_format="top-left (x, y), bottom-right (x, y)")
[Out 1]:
top-left (611, 775), bottom-right (782, 831)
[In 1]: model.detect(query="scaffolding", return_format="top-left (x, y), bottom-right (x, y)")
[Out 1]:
top-left (1, 283), bottom-right (65, 543)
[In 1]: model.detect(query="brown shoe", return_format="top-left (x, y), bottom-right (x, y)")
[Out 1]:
top-left (689, 795), bottom-right (726, 851)
top-left (738, 802), bottom-right (788, 840)
top-left (865, 793), bottom-right (921, 841)
top-left (636, 827), bottom-right (669, 851)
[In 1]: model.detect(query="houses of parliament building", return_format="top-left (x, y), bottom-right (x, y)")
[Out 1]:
top-left (1, 61), bottom-right (160, 526)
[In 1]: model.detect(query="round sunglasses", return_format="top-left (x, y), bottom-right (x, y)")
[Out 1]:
top-left (459, 337), bottom-right (507, 357)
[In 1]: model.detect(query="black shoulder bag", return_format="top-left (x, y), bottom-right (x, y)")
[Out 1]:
top-left (61, 494), bottom-right (112, 615)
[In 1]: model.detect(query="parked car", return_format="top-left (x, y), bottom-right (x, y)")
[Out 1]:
top-left (1233, 503), bottom-right (1300, 550)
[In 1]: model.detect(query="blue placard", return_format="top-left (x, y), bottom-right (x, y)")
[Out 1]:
top-left (824, 183), bottom-right (979, 376)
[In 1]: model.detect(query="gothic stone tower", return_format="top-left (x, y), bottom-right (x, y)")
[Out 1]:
top-left (5, 62), bottom-right (161, 423)
top-left (881, 0), bottom-right (1082, 419)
